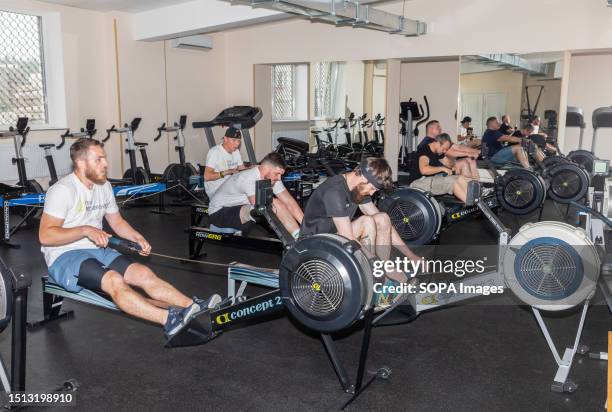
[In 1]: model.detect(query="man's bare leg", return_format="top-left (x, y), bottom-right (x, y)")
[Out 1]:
top-left (455, 158), bottom-right (479, 180)
top-left (371, 213), bottom-right (392, 260)
top-left (512, 145), bottom-right (530, 168)
top-left (272, 198), bottom-right (299, 233)
top-left (101, 271), bottom-right (168, 325)
top-left (123, 263), bottom-right (192, 308)
top-left (351, 215), bottom-right (377, 253)
top-left (371, 213), bottom-right (407, 283)
top-left (453, 176), bottom-right (469, 203)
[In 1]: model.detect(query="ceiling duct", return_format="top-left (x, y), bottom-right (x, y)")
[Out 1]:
top-left (464, 54), bottom-right (550, 76)
top-left (229, 0), bottom-right (427, 36)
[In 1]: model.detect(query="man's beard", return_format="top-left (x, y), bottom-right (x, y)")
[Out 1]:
top-left (85, 167), bottom-right (107, 184)
top-left (351, 183), bottom-right (369, 203)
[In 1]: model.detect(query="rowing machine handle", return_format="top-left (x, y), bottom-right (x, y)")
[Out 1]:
top-left (108, 237), bottom-right (142, 252)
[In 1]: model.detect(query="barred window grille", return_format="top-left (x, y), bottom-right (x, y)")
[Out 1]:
top-left (0, 10), bottom-right (47, 126)
top-left (313, 61), bottom-right (341, 119)
top-left (272, 64), bottom-right (296, 120)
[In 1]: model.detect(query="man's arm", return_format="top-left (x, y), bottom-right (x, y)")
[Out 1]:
top-left (39, 213), bottom-right (110, 248)
top-left (447, 144), bottom-right (479, 158)
top-left (276, 189), bottom-right (304, 224)
top-left (104, 212), bottom-right (151, 255)
top-left (204, 166), bottom-right (238, 182)
top-left (419, 155), bottom-right (452, 176)
top-left (498, 134), bottom-right (522, 144)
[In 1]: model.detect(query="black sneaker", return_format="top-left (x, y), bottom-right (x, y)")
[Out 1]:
top-left (163, 306), bottom-right (187, 338)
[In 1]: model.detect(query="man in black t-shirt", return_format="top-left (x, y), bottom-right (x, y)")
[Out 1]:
top-left (482, 117), bottom-right (530, 168)
top-left (513, 124), bottom-right (556, 160)
top-left (301, 157), bottom-right (419, 270)
top-left (499, 115), bottom-right (515, 136)
top-left (418, 120), bottom-right (479, 179)
top-left (409, 133), bottom-right (469, 202)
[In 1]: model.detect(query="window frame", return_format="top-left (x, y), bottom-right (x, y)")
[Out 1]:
top-left (0, 7), bottom-right (66, 130)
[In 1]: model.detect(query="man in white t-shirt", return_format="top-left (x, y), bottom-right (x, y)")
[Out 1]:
top-left (208, 152), bottom-right (303, 238)
top-left (204, 127), bottom-right (246, 198)
top-left (39, 138), bottom-right (221, 340)
top-left (457, 116), bottom-right (471, 144)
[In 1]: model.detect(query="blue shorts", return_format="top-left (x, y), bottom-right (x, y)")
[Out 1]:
top-left (490, 146), bottom-right (517, 167)
top-left (48, 248), bottom-right (132, 293)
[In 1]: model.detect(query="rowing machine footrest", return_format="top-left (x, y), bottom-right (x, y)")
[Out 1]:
top-left (209, 225), bottom-right (241, 235)
top-left (165, 310), bottom-right (220, 348)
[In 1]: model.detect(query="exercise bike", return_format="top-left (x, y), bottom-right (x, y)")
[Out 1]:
top-left (398, 97), bottom-right (430, 173)
top-left (103, 118), bottom-right (150, 185)
top-left (1, 117), bottom-right (44, 220)
top-left (42, 119), bottom-right (97, 187)
top-left (157, 115), bottom-right (199, 197)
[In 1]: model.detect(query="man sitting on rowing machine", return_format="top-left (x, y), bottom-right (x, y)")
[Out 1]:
top-left (482, 116), bottom-right (530, 169)
top-left (512, 124), bottom-right (557, 158)
top-left (300, 157), bottom-right (419, 286)
top-left (410, 133), bottom-right (470, 203)
top-left (419, 120), bottom-right (479, 180)
top-left (207, 152), bottom-right (303, 238)
top-left (204, 127), bottom-right (248, 199)
top-left (39, 138), bottom-right (222, 340)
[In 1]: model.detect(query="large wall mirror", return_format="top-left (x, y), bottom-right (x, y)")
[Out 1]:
top-left (459, 53), bottom-right (563, 140)
top-left (269, 60), bottom-right (387, 154)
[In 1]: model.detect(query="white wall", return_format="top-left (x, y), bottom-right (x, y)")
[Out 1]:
top-left (567, 53), bottom-right (612, 159)
top-left (344, 61), bottom-right (365, 116)
top-left (400, 60), bottom-right (460, 141)
top-left (460, 69), bottom-right (524, 130)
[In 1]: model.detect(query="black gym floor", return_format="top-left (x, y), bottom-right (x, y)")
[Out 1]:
top-left (0, 200), bottom-right (609, 412)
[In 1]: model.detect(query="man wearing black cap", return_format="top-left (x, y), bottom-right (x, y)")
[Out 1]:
top-left (300, 157), bottom-right (420, 269)
top-left (204, 127), bottom-right (247, 198)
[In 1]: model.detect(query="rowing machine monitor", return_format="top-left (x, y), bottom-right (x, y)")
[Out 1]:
top-left (255, 179), bottom-right (273, 210)
top-left (592, 159), bottom-right (609, 176)
top-left (254, 179), bottom-right (295, 248)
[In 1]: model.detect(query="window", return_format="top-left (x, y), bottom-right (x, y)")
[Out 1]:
top-left (312, 61), bottom-right (342, 119)
top-left (272, 64), bottom-right (296, 120)
top-left (0, 10), bottom-right (47, 126)
top-left (272, 63), bottom-right (307, 121)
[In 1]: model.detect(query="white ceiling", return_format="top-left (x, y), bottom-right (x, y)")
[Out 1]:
top-left (37, 0), bottom-right (194, 13)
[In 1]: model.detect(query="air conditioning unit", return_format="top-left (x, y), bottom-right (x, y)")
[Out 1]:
top-left (169, 34), bottom-right (213, 51)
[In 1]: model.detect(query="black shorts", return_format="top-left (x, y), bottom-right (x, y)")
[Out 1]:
top-left (209, 205), bottom-right (255, 232)
top-left (77, 254), bottom-right (134, 292)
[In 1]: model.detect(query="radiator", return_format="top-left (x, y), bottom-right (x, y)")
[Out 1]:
top-left (0, 142), bottom-right (72, 185)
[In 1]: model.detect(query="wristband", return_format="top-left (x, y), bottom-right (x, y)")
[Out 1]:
top-left (219, 171), bottom-right (224, 178)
